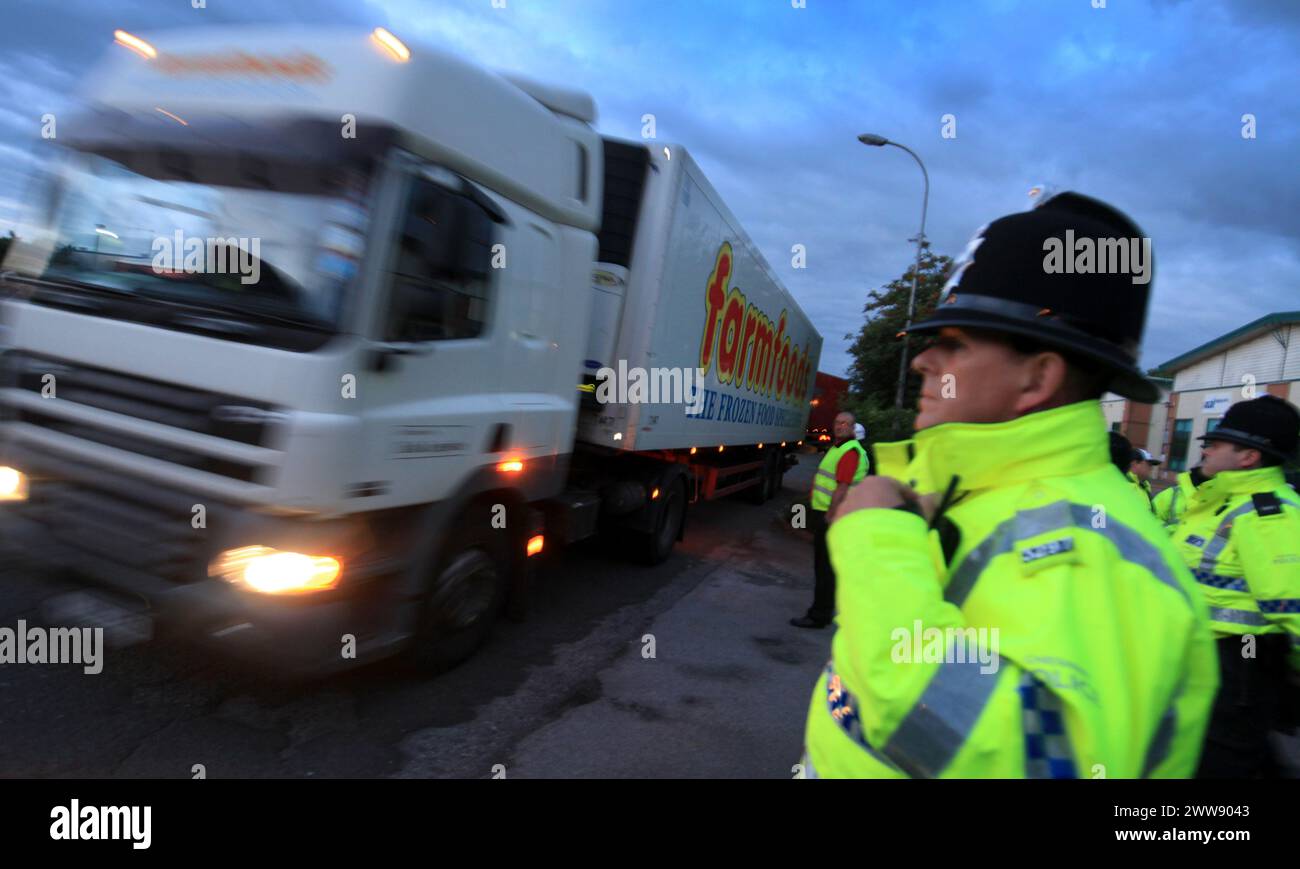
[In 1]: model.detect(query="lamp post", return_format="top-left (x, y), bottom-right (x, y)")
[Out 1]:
top-left (857, 134), bottom-right (929, 409)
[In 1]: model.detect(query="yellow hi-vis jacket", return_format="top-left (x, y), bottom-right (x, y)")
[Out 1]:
top-left (810, 439), bottom-right (868, 512)
top-left (1126, 472), bottom-right (1154, 511)
top-left (802, 401), bottom-right (1218, 778)
top-left (1170, 466), bottom-right (1300, 672)
top-left (1153, 471), bottom-right (1197, 532)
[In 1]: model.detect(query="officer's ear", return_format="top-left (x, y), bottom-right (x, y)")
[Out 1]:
top-left (1012, 349), bottom-right (1072, 413)
top-left (1236, 446), bottom-right (1264, 470)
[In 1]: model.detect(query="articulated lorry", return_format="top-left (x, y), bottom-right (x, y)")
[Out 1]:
top-left (0, 27), bottom-right (822, 674)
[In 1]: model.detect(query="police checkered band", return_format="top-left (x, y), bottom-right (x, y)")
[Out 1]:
top-left (1019, 672), bottom-right (1078, 779)
top-left (822, 658), bottom-right (999, 778)
top-left (1191, 569), bottom-right (1248, 591)
top-left (1258, 599), bottom-right (1300, 614)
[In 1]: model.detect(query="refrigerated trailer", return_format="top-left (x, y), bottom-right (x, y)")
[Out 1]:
top-left (0, 27), bottom-right (822, 674)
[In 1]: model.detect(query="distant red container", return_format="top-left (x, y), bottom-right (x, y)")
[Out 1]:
top-left (807, 372), bottom-right (849, 448)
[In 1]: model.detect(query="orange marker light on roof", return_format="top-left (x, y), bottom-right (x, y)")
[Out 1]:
top-left (114, 30), bottom-right (156, 60)
top-left (371, 27), bottom-right (410, 62)
top-left (526, 535), bottom-right (544, 557)
top-left (154, 107), bottom-right (188, 126)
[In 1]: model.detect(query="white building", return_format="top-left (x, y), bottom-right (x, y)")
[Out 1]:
top-left (1148, 311), bottom-right (1300, 484)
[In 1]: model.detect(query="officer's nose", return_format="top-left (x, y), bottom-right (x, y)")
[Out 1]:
top-left (911, 344), bottom-right (937, 377)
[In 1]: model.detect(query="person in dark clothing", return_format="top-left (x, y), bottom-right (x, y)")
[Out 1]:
top-left (791, 411), bottom-right (867, 629)
top-left (1108, 430), bottom-right (1134, 474)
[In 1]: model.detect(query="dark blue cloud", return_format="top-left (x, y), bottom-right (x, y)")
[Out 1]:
top-left (1, 0), bottom-right (1293, 380)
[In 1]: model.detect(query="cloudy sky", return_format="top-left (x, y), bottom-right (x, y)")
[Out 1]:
top-left (1, 0), bottom-right (1295, 378)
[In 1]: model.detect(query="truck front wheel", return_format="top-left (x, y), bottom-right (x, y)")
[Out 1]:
top-left (409, 520), bottom-right (509, 674)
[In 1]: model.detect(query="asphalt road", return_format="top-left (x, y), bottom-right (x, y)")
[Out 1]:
top-left (0, 454), bottom-right (831, 779)
top-left (2, 451), bottom-right (1294, 778)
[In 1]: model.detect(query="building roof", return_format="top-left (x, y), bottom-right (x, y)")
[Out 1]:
top-left (1151, 311), bottom-right (1300, 376)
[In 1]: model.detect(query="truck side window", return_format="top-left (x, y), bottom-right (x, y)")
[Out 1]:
top-left (383, 177), bottom-right (494, 342)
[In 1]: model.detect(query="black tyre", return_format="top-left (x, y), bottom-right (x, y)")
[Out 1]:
top-left (409, 518), bottom-right (510, 674)
top-left (771, 453), bottom-right (786, 497)
top-left (636, 477), bottom-right (687, 565)
top-left (747, 450), bottom-right (780, 504)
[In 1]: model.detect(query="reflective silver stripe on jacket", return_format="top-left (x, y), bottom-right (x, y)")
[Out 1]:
top-left (812, 484), bottom-right (835, 498)
top-left (1142, 678), bottom-right (1180, 778)
top-left (824, 655), bottom-right (1000, 778)
top-left (1196, 502), bottom-right (1256, 572)
top-left (1208, 607), bottom-right (1268, 627)
top-left (944, 501), bottom-right (1188, 608)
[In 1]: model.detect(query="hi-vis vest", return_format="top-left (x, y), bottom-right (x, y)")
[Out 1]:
top-left (1170, 466), bottom-right (1300, 671)
top-left (1127, 472), bottom-right (1154, 511)
top-left (1153, 471), bottom-right (1196, 532)
top-left (801, 400), bottom-right (1218, 778)
top-left (811, 440), bottom-right (868, 512)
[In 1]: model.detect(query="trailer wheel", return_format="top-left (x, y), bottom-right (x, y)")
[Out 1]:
top-left (409, 517), bottom-right (509, 674)
top-left (747, 450), bottom-right (780, 504)
top-left (747, 452), bottom-right (770, 504)
top-left (771, 453), bottom-right (786, 497)
top-left (637, 477), bottom-right (687, 565)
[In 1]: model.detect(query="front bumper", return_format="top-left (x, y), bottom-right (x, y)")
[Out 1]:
top-left (1, 444), bottom-right (416, 676)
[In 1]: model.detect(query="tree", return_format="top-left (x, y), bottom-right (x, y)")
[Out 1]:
top-left (842, 244), bottom-right (952, 441)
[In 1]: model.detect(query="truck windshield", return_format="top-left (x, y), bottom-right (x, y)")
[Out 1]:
top-left (23, 149), bottom-right (372, 332)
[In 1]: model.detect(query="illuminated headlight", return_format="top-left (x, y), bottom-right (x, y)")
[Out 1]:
top-left (0, 466), bottom-right (28, 501)
top-left (210, 546), bottom-right (342, 595)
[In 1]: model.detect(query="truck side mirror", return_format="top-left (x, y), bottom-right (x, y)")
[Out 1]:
top-left (400, 185), bottom-right (493, 282)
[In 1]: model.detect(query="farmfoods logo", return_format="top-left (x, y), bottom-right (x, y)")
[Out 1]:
top-left (699, 243), bottom-right (812, 406)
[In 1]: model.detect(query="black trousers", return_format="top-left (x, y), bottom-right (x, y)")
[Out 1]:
top-left (1196, 634), bottom-right (1289, 778)
top-left (807, 509), bottom-right (834, 623)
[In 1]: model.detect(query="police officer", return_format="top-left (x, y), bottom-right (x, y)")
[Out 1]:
top-left (1128, 447), bottom-right (1160, 509)
top-left (1153, 465), bottom-right (1207, 532)
top-left (800, 192), bottom-right (1217, 778)
top-left (791, 411), bottom-right (868, 629)
top-left (1168, 395), bottom-right (1300, 777)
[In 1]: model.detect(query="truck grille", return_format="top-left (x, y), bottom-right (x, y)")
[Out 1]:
top-left (2, 351), bottom-right (278, 484)
top-left (10, 447), bottom-right (213, 590)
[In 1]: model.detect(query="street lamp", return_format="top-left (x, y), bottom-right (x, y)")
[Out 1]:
top-left (858, 133), bottom-right (929, 409)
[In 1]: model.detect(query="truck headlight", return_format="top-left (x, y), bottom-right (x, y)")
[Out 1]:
top-left (210, 546), bottom-right (342, 595)
top-left (0, 466), bottom-right (28, 502)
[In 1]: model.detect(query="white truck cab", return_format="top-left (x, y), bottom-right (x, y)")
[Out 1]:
top-left (0, 28), bottom-right (821, 675)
